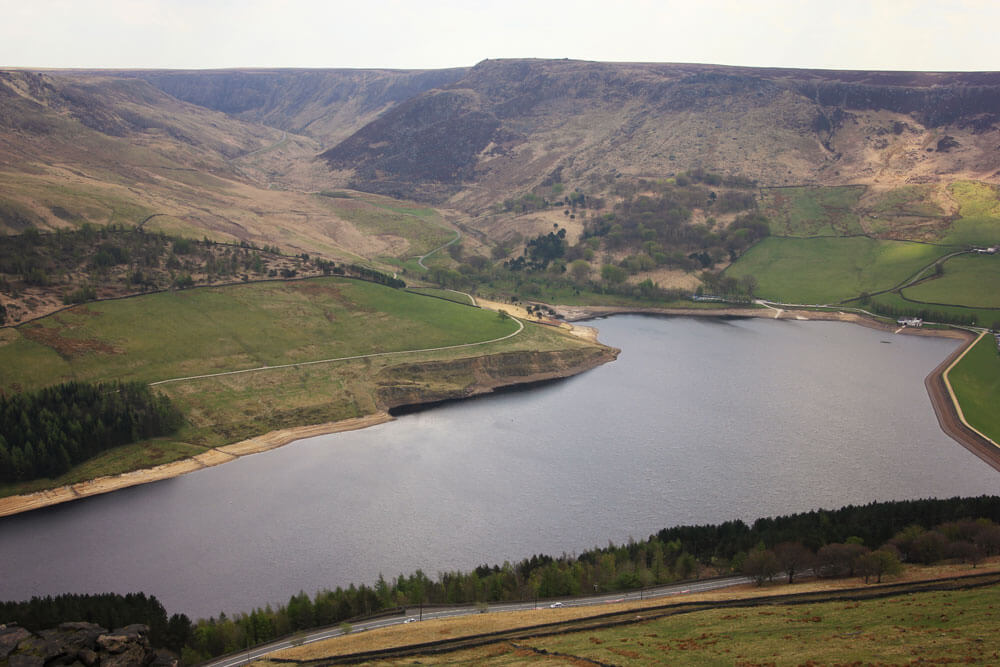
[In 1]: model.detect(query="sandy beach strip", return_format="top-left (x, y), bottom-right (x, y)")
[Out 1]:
top-left (0, 412), bottom-right (394, 518)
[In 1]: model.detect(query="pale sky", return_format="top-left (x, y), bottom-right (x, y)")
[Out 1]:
top-left (2, 0), bottom-right (998, 72)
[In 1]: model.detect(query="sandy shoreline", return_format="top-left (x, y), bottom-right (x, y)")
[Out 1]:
top-left (0, 413), bottom-right (393, 519)
top-left (1, 305), bottom-right (994, 518)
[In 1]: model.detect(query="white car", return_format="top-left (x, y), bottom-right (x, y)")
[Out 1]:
top-left (549, 602), bottom-right (564, 608)
top-left (404, 617), bottom-right (417, 623)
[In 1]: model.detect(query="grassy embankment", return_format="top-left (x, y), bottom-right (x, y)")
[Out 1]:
top-left (949, 332), bottom-right (1000, 443)
top-left (0, 277), bottom-right (604, 497)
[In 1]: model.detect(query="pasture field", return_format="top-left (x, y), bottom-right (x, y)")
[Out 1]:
top-left (949, 333), bottom-right (1000, 443)
top-left (0, 277), bottom-right (519, 391)
top-left (760, 185), bottom-right (865, 236)
top-left (902, 253), bottom-right (1000, 309)
top-left (405, 287), bottom-right (477, 305)
top-left (726, 237), bottom-right (950, 304)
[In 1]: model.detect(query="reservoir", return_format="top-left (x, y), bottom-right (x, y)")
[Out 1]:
top-left (0, 315), bottom-right (996, 619)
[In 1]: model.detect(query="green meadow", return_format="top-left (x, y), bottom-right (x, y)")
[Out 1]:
top-left (949, 333), bottom-right (1000, 443)
top-left (725, 237), bottom-right (950, 304)
top-left (902, 253), bottom-right (1000, 309)
top-left (0, 277), bottom-right (518, 391)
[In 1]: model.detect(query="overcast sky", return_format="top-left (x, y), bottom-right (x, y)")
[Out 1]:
top-left (2, 0), bottom-right (997, 72)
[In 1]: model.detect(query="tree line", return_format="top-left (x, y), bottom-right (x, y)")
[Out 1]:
top-left (0, 381), bottom-right (183, 482)
top-left (3, 496), bottom-right (997, 663)
top-left (170, 495), bottom-right (1000, 662)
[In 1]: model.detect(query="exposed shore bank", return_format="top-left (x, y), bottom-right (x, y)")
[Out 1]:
top-left (0, 413), bottom-right (393, 519)
top-left (0, 344), bottom-right (617, 518)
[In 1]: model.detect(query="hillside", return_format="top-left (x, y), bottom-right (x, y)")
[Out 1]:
top-left (317, 59), bottom-right (1000, 210)
top-left (0, 70), bottom-right (459, 270)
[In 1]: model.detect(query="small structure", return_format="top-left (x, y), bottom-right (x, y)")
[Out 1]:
top-left (897, 317), bottom-right (923, 328)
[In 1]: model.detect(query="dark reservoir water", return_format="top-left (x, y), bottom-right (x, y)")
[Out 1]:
top-left (0, 316), bottom-right (996, 619)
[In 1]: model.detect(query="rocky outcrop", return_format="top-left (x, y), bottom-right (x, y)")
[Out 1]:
top-left (375, 345), bottom-right (618, 410)
top-left (0, 622), bottom-right (175, 667)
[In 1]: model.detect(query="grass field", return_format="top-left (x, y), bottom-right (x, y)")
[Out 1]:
top-left (903, 253), bottom-right (1000, 309)
top-left (726, 237), bottom-right (952, 304)
top-left (949, 333), bottom-right (1000, 443)
top-left (0, 278), bottom-right (519, 391)
top-left (941, 181), bottom-right (1000, 246)
top-left (760, 185), bottom-right (866, 236)
top-left (514, 584), bottom-right (1000, 665)
top-left (405, 287), bottom-right (477, 305)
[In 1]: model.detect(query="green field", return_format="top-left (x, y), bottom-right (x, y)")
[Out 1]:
top-left (949, 333), bottom-right (1000, 443)
top-left (405, 287), bottom-right (477, 305)
top-left (760, 185), bottom-right (866, 236)
top-left (0, 278), bottom-right (518, 391)
top-left (515, 584), bottom-right (1000, 666)
top-left (726, 237), bottom-right (951, 304)
top-left (941, 181), bottom-right (1000, 245)
top-left (903, 253), bottom-right (1000, 309)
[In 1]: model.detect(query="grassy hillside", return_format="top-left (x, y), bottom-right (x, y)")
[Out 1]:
top-left (949, 333), bottom-right (1000, 443)
top-left (902, 253), bottom-right (1000, 309)
top-left (725, 237), bottom-right (949, 304)
top-left (496, 582), bottom-right (1000, 665)
top-left (0, 277), bottom-right (518, 390)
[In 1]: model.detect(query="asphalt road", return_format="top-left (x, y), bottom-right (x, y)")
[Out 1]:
top-left (202, 575), bottom-right (751, 666)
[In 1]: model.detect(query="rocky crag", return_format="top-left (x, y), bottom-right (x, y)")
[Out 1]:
top-left (0, 622), bottom-right (174, 667)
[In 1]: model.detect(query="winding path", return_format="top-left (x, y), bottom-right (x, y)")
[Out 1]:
top-left (150, 315), bottom-right (522, 386)
top-left (416, 229), bottom-right (461, 269)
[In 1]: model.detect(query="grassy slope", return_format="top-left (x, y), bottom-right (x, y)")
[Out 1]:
top-left (761, 185), bottom-right (866, 236)
top-left (949, 333), bottom-right (1000, 442)
top-left (942, 181), bottom-right (1000, 246)
top-left (725, 237), bottom-right (949, 304)
top-left (903, 253), bottom-right (1000, 309)
top-left (314, 193), bottom-right (455, 258)
top-left (0, 278), bottom-right (518, 390)
top-left (522, 584), bottom-right (1000, 666)
top-left (0, 278), bottom-right (603, 496)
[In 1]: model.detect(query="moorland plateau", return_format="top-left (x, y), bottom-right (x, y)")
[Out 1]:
top-left (1, 59), bottom-right (999, 503)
